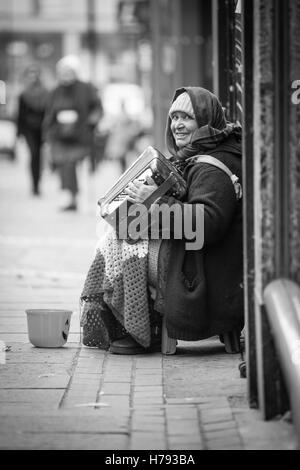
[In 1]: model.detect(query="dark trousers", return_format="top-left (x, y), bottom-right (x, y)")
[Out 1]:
top-left (25, 130), bottom-right (42, 193)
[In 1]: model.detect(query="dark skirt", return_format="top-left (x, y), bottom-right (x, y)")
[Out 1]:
top-left (50, 141), bottom-right (89, 194)
top-left (59, 161), bottom-right (78, 194)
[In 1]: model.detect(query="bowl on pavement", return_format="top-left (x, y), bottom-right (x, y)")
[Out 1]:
top-left (26, 309), bottom-right (73, 348)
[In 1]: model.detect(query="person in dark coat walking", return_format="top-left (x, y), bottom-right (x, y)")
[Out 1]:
top-left (80, 86), bottom-right (244, 355)
top-left (43, 55), bottom-right (103, 211)
top-left (17, 64), bottom-right (48, 195)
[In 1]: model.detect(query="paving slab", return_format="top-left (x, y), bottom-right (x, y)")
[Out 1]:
top-left (0, 389), bottom-right (65, 404)
top-left (0, 370), bottom-right (70, 389)
top-left (0, 431), bottom-right (129, 450)
top-left (2, 342), bottom-right (79, 364)
top-left (0, 413), bottom-right (128, 434)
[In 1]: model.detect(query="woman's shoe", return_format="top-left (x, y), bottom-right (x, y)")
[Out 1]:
top-left (60, 203), bottom-right (77, 211)
top-left (109, 333), bottom-right (161, 355)
top-left (32, 187), bottom-right (40, 196)
top-left (109, 334), bottom-right (147, 355)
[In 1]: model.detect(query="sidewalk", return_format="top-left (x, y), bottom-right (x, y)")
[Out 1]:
top-left (0, 149), bottom-right (298, 451)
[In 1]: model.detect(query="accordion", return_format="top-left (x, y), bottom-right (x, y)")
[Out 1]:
top-left (98, 146), bottom-right (187, 239)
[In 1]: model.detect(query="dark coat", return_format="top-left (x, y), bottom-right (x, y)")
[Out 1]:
top-left (43, 80), bottom-right (102, 147)
top-left (154, 88), bottom-right (244, 340)
top-left (17, 86), bottom-right (48, 138)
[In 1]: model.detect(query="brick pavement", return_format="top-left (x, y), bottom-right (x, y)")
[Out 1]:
top-left (0, 152), bottom-right (298, 450)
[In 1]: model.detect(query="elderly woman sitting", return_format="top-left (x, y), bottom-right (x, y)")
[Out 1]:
top-left (80, 86), bottom-right (244, 354)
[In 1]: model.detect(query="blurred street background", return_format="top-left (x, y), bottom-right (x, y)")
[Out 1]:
top-left (0, 0), bottom-right (213, 165)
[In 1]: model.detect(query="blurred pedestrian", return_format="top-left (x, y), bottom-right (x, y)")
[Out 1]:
top-left (43, 55), bottom-right (103, 211)
top-left (17, 64), bottom-right (48, 195)
top-left (104, 100), bottom-right (141, 174)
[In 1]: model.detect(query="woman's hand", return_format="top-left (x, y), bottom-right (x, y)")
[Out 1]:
top-left (124, 175), bottom-right (158, 203)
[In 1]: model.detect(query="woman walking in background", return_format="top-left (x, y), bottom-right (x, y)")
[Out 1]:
top-left (17, 64), bottom-right (48, 196)
top-left (43, 55), bottom-right (103, 211)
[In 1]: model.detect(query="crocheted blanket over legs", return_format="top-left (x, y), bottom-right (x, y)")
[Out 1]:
top-left (80, 230), bottom-right (151, 348)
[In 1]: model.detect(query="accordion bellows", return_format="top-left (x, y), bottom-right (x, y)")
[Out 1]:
top-left (98, 146), bottom-right (187, 232)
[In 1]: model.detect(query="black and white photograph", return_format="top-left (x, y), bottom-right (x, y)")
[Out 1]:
top-left (0, 0), bottom-right (299, 454)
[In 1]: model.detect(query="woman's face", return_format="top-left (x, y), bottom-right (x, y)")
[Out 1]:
top-left (170, 111), bottom-right (198, 149)
top-left (25, 67), bottom-right (40, 85)
top-left (57, 65), bottom-right (77, 85)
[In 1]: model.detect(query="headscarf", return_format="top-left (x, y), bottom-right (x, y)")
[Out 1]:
top-left (56, 55), bottom-right (81, 79)
top-left (166, 87), bottom-right (242, 164)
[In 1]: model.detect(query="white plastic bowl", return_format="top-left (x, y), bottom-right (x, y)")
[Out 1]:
top-left (26, 309), bottom-right (73, 348)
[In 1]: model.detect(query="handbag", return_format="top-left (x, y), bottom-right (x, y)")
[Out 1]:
top-left (56, 109), bottom-right (80, 143)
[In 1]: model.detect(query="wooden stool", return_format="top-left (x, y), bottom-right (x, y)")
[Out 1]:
top-left (222, 329), bottom-right (241, 354)
top-left (161, 319), bottom-right (241, 355)
top-left (161, 317), bottom-right (177, 355)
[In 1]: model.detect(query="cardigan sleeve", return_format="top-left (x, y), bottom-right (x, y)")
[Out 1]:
top-left (150, 162), bottom-right (239, 247)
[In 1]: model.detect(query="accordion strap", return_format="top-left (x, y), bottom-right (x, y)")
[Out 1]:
top-left (143, 172), bottom-right (178, 208)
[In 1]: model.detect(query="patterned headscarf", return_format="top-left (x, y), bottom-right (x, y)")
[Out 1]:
top-left (166, 87), bottom-right (241, 165)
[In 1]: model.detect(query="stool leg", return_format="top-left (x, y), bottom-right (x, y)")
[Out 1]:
top-left (223, 328), bottom-right (241, 354)
top-left (161, 316), bottom-right (177, 355)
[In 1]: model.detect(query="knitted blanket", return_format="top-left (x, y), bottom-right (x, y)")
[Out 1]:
top-left (80, 229), bottom-right (151, 348)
